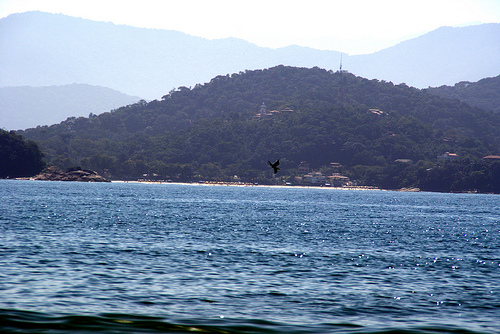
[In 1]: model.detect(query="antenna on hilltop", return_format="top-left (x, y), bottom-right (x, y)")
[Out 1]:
top-left (338, 54), bottom-right (347, 73)
top-left (337, 54), bottom-right (347, 105)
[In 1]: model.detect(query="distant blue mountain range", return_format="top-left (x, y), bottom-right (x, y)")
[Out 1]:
top-left (1, 11), bottom-right (499, 100)
top-left (0, 84), bottom-right (140, 130)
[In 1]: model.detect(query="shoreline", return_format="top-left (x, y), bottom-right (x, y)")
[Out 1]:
top-left (6, 178), bottom-right (497, 194)
top-left (111, 179), bottom-right (381, 191)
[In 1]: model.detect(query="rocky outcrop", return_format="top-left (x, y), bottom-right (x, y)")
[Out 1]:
top-left (33, 166), bottom-right (110, 182)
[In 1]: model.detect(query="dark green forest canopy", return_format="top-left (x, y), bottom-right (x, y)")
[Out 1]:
top-left (0, 129), bottom-right (45, 178)
top-left (427, 74), bottom-right (500, 113)
top-left (19, 66), bottom-right (500, 192)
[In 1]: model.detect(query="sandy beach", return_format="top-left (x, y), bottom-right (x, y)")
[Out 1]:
top-left (112, 179), bottom-right (381, 191)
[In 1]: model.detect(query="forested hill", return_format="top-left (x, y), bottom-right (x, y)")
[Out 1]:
top-left (427, 75), bottom-right (500, 113)
top-left (0, 129), bottom-right (45, 178)
top-left (20, 66), bottom-right (500, 192)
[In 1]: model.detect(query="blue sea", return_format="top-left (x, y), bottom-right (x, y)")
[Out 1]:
top-left (0, 180), bottom-right (499, 333)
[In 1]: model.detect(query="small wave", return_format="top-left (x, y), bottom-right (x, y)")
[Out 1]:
top-left (0, 309), bottom-right (493, 334)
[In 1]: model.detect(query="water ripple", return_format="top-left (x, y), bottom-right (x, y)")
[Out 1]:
top-left (0, 181), bottom-right (498, 333)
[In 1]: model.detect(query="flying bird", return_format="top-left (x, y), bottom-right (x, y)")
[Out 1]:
top-left (268, 159), bottom-right (280, 174)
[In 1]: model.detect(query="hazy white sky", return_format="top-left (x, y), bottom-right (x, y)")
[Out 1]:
top-left (1, 0), bottom-right (499, 54)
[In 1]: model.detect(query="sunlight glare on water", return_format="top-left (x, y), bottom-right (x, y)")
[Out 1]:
top-left (0, 180), bottom-right (498, 333)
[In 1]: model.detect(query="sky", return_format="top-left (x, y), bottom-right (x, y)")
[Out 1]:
top-left (1, 0), bottom-right (499, 54)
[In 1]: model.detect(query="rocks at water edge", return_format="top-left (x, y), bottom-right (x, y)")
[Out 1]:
top-left (33, 166), bottom-right (110, 182)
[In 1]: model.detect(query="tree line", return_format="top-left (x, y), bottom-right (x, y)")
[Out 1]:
top-left (16, 66), bottom-right (500, 192)
top-left (0, 129), bottom-right (45, 178)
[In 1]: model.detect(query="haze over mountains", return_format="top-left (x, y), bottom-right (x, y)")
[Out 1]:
top-left (0, 84), bottom-right (140, 130)
top-left (1, 11), bottom-right (499, 103)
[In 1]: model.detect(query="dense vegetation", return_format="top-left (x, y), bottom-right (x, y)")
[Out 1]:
top-left (427, 75), bottom-right (500, 113)
top-left (0, 129), bottom-right (45, 178)
top-left (19, 66), bottom-right (500, 193)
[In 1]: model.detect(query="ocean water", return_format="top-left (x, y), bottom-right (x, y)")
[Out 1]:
top-left (0, 180), bottom-right (498, 333)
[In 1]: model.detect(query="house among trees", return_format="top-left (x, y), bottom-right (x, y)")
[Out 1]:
top-left (254, 103), bottom-right (293, 118)
top-left (301, 171), bottom-right (350, 187)
top-left (296, 161), bottom-right (350, 186)
top-left (293, 176), bottom-right (304, 184)
top-left (253, 102), bottom-right (268, 118)
top-left (298, 161), bottom-right (310, 174)
top-left (327, 173), bottom-right (350, 187)
top-left (438, 152), bottom-right (459, 162)
top-left (369, 108), bottom-right (385, 115)
top-left (330, 162), bottom-right (342, 170)
top-left (483, 155), bottom-right (500, 160)
top-left (303, 171), bottom-right (326, 184)
top-left (395, 159), bottom-right (413, 164)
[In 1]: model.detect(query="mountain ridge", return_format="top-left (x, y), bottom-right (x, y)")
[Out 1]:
top-left (426, 75), bottom-right (500, 113)
top-left (18, 66), bottom-right (500, 192)
top-left (2, 11), bottom-right (498, 100)
top-left (0, 83), bottom-right (140, 130)
top-left (348, 24), bottom-right (500, 88)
